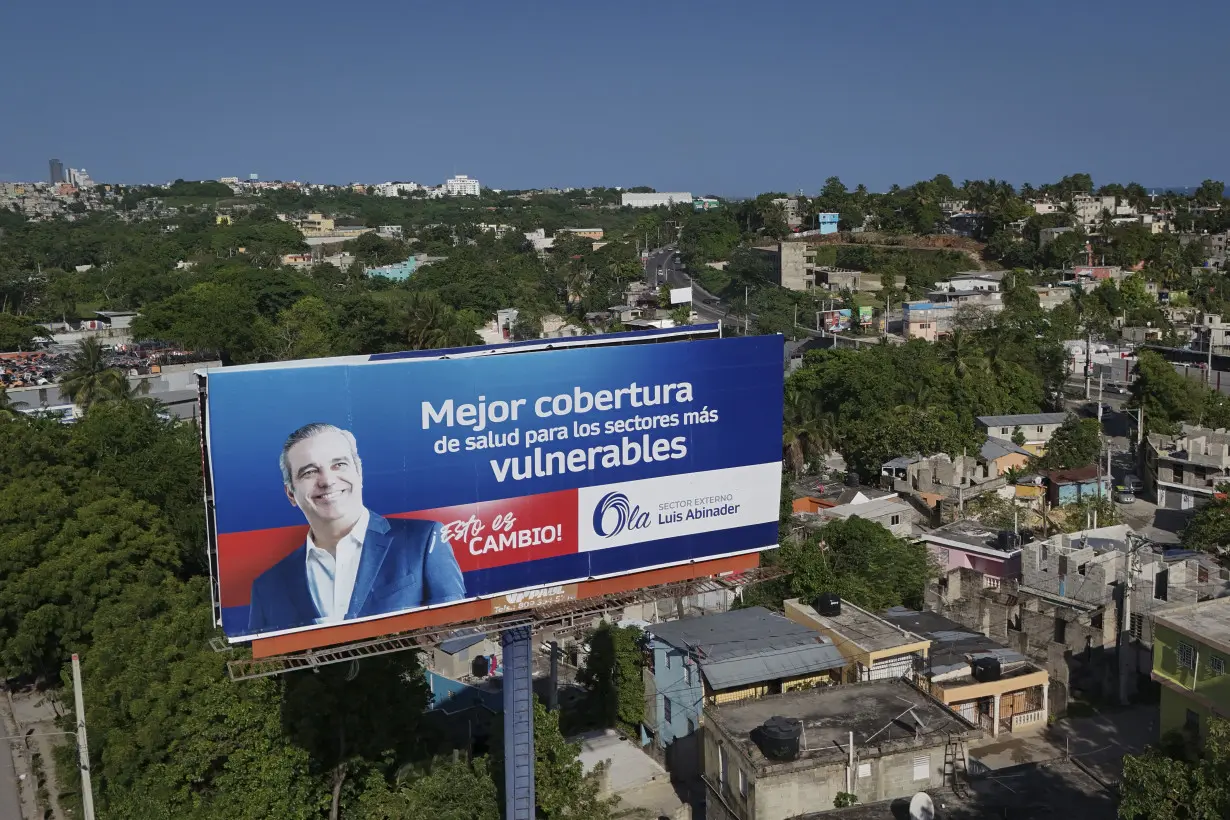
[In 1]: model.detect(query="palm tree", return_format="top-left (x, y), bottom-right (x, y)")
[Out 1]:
top-left (939, 328), bottom-right (988, 379)
top-left (58, 338), bottom-right (134, 412)
top-left (0, 388), bottom-right (28, 420)
top-left (782, 387), bottom-right (838, 475)
top-left (402, 292), bottom-right (481, 351)
top-left (1097, 209), bottom-right (1117, 244)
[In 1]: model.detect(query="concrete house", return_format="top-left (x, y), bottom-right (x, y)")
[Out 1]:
top-left (702, 680), bottom-right (979, 820)
top-left (1043, 465), bottom-right (1111, 507)
top-left (880, 608), bottom-right (1050, 738)
top-left (797, 493), bottom-right (921, 537)
top-left (645, 607), bottom-right (846, 779)
top-left (785, 598), bottom-right (931, 683)
top-left (977, 412), bottom-right (1070, 456)
top-left (1145, 423), bottom-right (1230, 511)
top-left (1151, 598), bottom-right (1230, 740)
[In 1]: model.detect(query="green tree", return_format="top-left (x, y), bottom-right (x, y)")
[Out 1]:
top-left (282, 653), bottom-right (434, 820)
top-left (1130, 350), bottom-right (1211, 434)
top-left (403, 291), bottom-right (482, 350)
top-left (132, 281), bottom-right (267, 364)
top-left (0, 312), bottom-right (47, 350)
top-left (58, 338), bottom-right (137, 411)
top-left (1119, 719), bottom-right (1230, 819)
top-left (1181, 496), bottom-right (1230, 554)
top-left (1038, 416), bottom-right (1101, 469)
top-left (511, 311), bottom-right (543, 341)
top-left (264, 295), bottom-right (337, 361)
top-left (518, 701), bottom-right (617, 820)
top-left (577, 622), bottom-right (645, 733)
top-left (354, 758), bottom-right (500, 820)
top-left (777, 518), bottom-right (935, 611)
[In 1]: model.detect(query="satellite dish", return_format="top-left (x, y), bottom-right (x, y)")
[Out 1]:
top-left (909, 791), bottom-right (935, 820)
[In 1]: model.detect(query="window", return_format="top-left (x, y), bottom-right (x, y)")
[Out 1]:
top-left (1091, 612), bottom-right (1103, 630)
top-left (687, 717), bottom-right (696, 735)
top-left (1001, 427), bottom-right (1010, 435)
top-left (1212, 656), bottom-right (1226, 676)
top-left (685, 664), bottom-right (693, 685)
top-left (913, 754), bottom-right (930, 780)
top-left (665, 652), bottom-right (671, 669)
top-left (663, 697), bottom-right (673, 724)
top-left (1037, 426), bottom-right (1044, 433)
top-left (1054, 618), bottom-right (1067, 643)
top-left (890, 514), bottom-right (901, 526)
top-left (719, 744), bottom-right (728, 788)
top-left (1130, 613), bottom-right (1143, 640)
top-left (1186, 709), bottom-right (1200, 732)
top-left (1178, 641), bottom-right (1196, 670)
top-left (1199, 565), bottom-right (1210, 584)
top-left (858, 762), bottom-right (871, 779)
top-left (738, 769), bottom-right (748, 798)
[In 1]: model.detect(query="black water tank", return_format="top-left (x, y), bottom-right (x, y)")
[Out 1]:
top-left (997, 530), bottom-right (1021, 551)
top-left (971, 656), bottom-right (1002, 682)
top-left (813, 593), bottom-right (841, 617)
top-left (758, 716), bottom-right (802, 761)
top-left (471, 655), bottom-right (490, 678)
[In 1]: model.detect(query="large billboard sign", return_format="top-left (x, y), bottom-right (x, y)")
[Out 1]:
top-left (201, 329), bottom-right (784, 643)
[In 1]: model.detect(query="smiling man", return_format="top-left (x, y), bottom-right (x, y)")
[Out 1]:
top-left (246, 423), bottom-right (465, 634)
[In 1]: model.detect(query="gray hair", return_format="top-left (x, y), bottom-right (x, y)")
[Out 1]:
top-left (280, 423), bottom-right (362, 487)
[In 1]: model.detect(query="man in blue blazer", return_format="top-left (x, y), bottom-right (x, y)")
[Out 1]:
top-left (247, 423), bottom-right (466, 635)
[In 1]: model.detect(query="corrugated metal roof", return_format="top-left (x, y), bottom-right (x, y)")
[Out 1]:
top-left (438, 628), bottom-right (487, 654)
top-left (977, 412), bottom-right (1070, 428)
top-left (648, 607), bottom-right (846, 691)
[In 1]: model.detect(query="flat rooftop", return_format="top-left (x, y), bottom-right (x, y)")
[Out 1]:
top-left (708, 680), bottom-right (969, 768)
top-left (789, 598), bottom-right (924, 654)
top-left (880, 608), bottom-right (1030, 678)
top-left (806, 760), bottom-right (1114, 820)
top-left (921, 519), bottom-right (1016, 554)
top-left (1155, 597), bottom-right (1230, 652)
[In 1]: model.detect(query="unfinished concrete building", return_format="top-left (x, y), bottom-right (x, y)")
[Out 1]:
top-left (928, 525), bottom-right (1230, 713)
top-left (1145, 423), bottom-right (1230, 511)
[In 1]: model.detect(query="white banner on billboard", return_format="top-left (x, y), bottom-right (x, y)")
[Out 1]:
top-left (670, 286), bottom-right (693, 305)
top-left (577, 462), bottom-right (781, 552)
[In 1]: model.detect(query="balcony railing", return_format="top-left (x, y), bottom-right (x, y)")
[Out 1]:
top-left (1011, 709), bottom-right (1047, 730)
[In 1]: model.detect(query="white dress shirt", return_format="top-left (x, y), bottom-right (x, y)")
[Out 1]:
top-left (305, 508), bottom-right (370, 624)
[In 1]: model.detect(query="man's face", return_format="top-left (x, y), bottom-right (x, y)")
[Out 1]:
top-left (284, 431), bottom-right (364, 525)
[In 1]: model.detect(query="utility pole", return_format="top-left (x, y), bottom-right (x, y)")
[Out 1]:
top-left (1084, 332), bottom-right (1092, 400)
top-left (72, 653), bottom-right (96, 820)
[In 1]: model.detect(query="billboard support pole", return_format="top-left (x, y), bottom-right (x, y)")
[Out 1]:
top-left (503, 626), bottom-right (536, 820)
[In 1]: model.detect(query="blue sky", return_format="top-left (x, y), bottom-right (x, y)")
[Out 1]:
top-left (1, 0), bottom-right (1225, 195)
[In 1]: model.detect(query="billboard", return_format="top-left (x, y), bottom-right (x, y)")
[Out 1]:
top-left (202, 330), bottom-right (784, 643)
top-left (821, 309), bottom-right (851, 333)
top-left (857, 306), bottom-right (874, 327)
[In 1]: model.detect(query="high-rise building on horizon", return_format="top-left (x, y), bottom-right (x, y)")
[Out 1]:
top-left (49, 158), bottom-right (64, 184)
top-left (68, 168), bottom-right (93, 188)
top-left (442, 174), bottom-right (481, 196)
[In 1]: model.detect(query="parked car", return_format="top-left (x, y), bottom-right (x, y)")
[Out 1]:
top-left (1123, 474), bottom-right (1144, 492)
top-left (1114, 486), bottom-right (1136, 504)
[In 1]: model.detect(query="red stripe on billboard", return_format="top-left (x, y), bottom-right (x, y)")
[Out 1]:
top-left (217, 489), bottom-right (578, 608)
top-left (390, 489), bottom-right (577, 573)
top-left (217, 525), bottom-right (309, 609)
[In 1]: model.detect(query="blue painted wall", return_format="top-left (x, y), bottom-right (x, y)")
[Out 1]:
top-left (650, 637), bottom-right (704, 747)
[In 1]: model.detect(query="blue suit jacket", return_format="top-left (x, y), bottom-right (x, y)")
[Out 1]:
top-left (247, 512), bottom-right (466, 634)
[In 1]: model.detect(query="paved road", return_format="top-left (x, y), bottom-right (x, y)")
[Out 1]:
top-left (0, 740), bottom-right (22, 820)
top-left (644, 246), bottom-right (731, 324)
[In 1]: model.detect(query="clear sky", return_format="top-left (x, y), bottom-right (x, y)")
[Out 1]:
top-left (1, 0), bottom-right (1225, 195)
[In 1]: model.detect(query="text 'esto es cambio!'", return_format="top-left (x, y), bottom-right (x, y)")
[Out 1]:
top-left (420, 381), bottom-right (720, 482)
